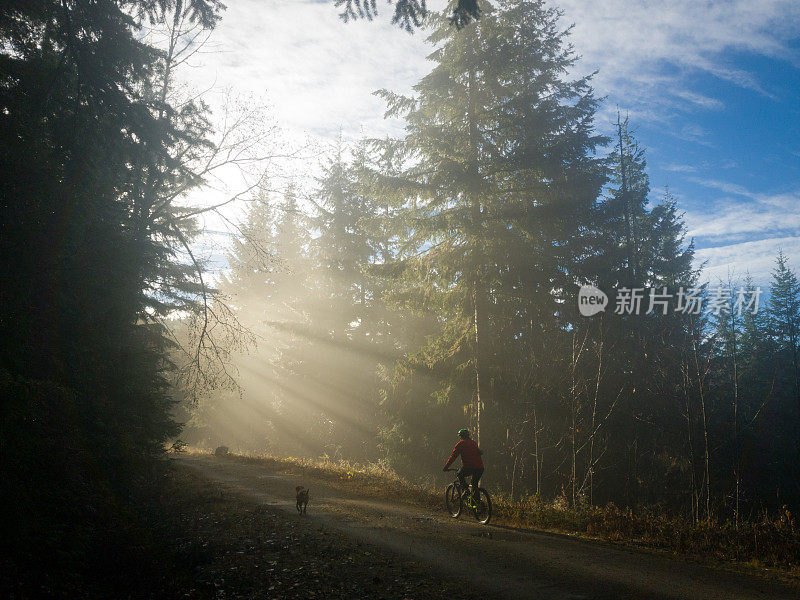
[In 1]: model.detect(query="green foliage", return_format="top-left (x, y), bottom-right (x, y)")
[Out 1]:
top-left (335, 0), bottom-right (482, 31)
top-left (0, 0), bottom-right (224, 577)
top-left (170, 439), bottom-right (189, 453)
top-left (22, 0), bottom-right (790, 544)
top-left (373, 0), bottom-right (608, 477)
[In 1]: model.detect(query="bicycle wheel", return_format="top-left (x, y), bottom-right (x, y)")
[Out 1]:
top-left (445, 483), bottom-right (462, 518)
top-left (473, 488), bottom-right (492, 524)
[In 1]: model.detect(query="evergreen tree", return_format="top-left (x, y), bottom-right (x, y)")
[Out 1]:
top-left (589, 145), bottom-right (699, 510)
top-left (300, 140), bottom-right (388, 459)
top-left (221, 186), bottom-right (277, 319)
top-left (598, 115), bottom-right (651, 286)
top-left (764, 251), bottom-right (800, 505)
top-left (336, 0), bottom-right (481, 30)
top-left (375, 0), bottom-right (606, 479)
top-left (0, 0), bottom-right (224, 580)
top-left (769, 250), bottom-right (800, 416)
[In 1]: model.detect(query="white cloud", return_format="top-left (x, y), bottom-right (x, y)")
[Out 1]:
top-left (559, 0), bottom-right (799, 94)
top-left (689, 178), bottom-right (758, 200)
top-left (671, 89), bottom-right (724, 111)
top-left (558, 0), bottom-right (799, 141)
top-left (685, 179), bottom-right (800, 240)
top-left (180, 0), bottom-right (442, 144)
top-left (696, 236), bottom-right (800, 287)
top-left (181, 1), bottom-right (800, 150)
top-left (663, 164), bottom-right (697, 173)
top-left (675, 123), bottom-right (713, 146)
top-left (173, 0), bottom-right (446, 232)
top-left (682, 178), bottom-right (800, 284)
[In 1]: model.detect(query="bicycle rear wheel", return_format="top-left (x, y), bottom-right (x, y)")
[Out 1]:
top-left (445, 483), bottom-right (462, 518)
top-left (473, 488), bottom-right (492, 524)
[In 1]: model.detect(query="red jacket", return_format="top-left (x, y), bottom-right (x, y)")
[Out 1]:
top-left (444, 438), bottom-right (484, 469)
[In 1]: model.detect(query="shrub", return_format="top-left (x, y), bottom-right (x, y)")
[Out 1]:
top-left (170, 439), bottom-right (188, 453)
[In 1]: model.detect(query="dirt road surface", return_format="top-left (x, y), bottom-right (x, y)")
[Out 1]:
top-left (177, 454), bottom-right (797, 600)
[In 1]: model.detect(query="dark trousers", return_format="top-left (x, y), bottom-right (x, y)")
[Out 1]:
top-left (458, 467), bottom-right (484, 499)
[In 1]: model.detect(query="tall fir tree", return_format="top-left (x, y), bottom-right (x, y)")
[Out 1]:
top-left (769, 250), bottom-right (800, 416)
top-left (375, 0), bottom-right (607, 479)
top-left (0, 0), bottom-right (225, 578)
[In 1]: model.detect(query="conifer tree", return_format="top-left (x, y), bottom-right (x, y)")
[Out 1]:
top-left (601, 115), bottom-right (651, 285)
top-left (220, 187), bottom-right (277, 318)
top-left (0, 0), bottom-right (226, 575)
top-left (769, 251), bottom-right (800, 410)
top-left (375, 0), bottom-right (606, 476)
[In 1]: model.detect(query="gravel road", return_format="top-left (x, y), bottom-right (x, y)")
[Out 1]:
top-left (177, 454), bottom-right (798, 600)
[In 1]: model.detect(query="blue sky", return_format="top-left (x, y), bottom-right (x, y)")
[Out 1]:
top-left (182, 0), bottom-right (800, 288)
top-left (617, 45), bottom-right (800, 287)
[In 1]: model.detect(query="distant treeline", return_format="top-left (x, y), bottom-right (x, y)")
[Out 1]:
top-left (184, 1), bottom-right (800, 524)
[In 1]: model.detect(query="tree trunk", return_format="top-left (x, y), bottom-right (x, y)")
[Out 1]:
top-left (617, 115), bottom-right (634, 283)
top-left (533, 407), bottom-right (541, 496)
top-left (466, 44), bottom-right (488, 445)
top-left (692, 324), bottom-right (712, 522)
top-left (730, 307), bottom-right (740, 527)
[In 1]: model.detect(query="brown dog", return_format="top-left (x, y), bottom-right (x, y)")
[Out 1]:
top-left (295, 486), bottom-right (309, 514)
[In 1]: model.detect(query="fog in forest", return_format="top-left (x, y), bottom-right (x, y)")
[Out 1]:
top-left (5, 2), bottom-right (800, 595)
top-left (166, 3), bottom-right (800, 520)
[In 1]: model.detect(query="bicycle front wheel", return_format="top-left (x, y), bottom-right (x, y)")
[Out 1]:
top-left (445, 483), bottom-right (462, 518)
top-left (473, 488), bottom-right (492, 524)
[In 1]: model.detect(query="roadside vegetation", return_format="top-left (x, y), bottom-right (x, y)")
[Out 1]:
top-left (209, 450), bottom-right (800, 577)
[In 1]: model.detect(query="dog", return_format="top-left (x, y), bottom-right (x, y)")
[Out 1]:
top-left (295, 486), bottom-right (309, 514)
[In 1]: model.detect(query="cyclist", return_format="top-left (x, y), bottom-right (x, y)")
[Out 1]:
top-left (443, 428), bottom-right (484, 502)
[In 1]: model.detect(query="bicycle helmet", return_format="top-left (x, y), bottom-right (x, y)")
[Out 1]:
top-left (458, 428), bottom-right (470, 438)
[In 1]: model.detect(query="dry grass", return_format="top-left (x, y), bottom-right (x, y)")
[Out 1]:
top-left (493, 495), bottom-right (800, 572)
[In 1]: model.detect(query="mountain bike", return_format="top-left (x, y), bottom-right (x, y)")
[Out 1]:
top-left (444, 468), bottom-right (492, 524)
